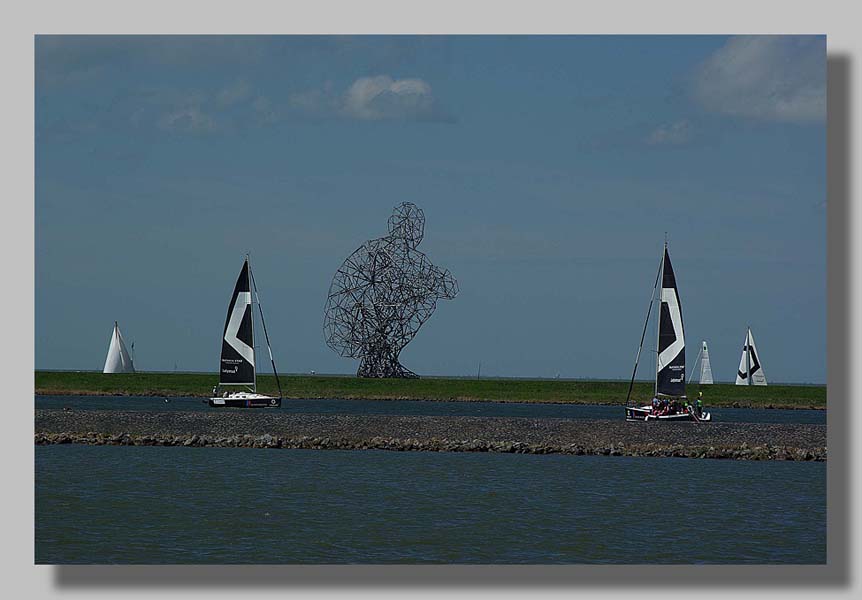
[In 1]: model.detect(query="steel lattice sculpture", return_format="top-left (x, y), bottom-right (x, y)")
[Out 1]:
top-left (324, 202), bottom-right (459, 378)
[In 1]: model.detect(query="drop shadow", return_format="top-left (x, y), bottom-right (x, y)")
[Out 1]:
top-left (49, 54), bottom-right (850, 591)
top-left (823, 52), bottom-right (852, 587)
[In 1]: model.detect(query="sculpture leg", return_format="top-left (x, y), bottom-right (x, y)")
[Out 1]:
top-left (357, 344), bottom-right (418, 378)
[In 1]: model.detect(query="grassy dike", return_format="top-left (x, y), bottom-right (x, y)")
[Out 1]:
top-left (34, 371), bottom-right (826, 409)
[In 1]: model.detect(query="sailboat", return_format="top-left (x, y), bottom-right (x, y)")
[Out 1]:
top-left (103, 321), bottom-right (135, 373)
top-left (735, 327), bottom-right (767, 386)
top-left (209, 255), bottom-right (283, 408)
top-left (688, 340), bottom-right (714, 385)
top-left (624, 241), bottom-right (711, 422)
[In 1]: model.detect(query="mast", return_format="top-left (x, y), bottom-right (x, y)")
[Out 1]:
top-left (654, 240), bottom-right (666, 396)
top-left (746, 326), bottom-right (752, 387)
top-left (247, 254), bottom-right (257, 392)
top-left (625, 250), bottom-right (663, 406)
top-left (249, 257), bottom-right (283, 399)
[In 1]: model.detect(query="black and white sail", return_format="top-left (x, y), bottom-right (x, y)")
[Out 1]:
top-left (656, 246), bottom-right (685, 396)
top-left (735, 327), bottom-right (767, 386)
top-left (219, 259), bottom-right (256, 386)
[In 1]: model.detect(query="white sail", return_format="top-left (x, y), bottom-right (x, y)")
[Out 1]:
top-left (735, 328), bottom-right (766, 386)
top-left (103, 321), bottom-right (135, 373)
top-left (699, 340), bottom-right (714, 384)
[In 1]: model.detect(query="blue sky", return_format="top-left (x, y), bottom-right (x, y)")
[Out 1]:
top-left (35, 35), bottom-right (826, 383)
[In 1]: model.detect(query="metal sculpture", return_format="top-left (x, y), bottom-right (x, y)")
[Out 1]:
top-left (324, 202), bottom-right (459, 378)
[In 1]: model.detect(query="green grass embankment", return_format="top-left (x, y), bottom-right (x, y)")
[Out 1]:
top-left (34, 371), bottom-right (826, 409)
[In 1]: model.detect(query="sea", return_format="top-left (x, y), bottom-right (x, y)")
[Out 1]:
top-left (34, 396), bottom-right (826, 564)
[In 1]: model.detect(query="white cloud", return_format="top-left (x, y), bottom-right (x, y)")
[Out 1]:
top-left (216, 80), bottom-right (252, 108)
top-left (692, 36), bottom-right (825, 123)
top-left (251, 95), bottom-right (279, 123)
top-left (289, 75), bottom-right (454, 122)
top-left (648, 120), bottom-right (691, 145)
top-left (287, 85), bottom-right (336, 115)
top-left (144, 84), bottom-right (272, 133)
top-left (342, 75), bottom-right (435, 120)
top-left (157, 106), bottom-right (216, 133)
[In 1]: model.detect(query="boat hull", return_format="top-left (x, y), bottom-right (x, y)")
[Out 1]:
top-left (209, 394), bottom-right (281, 408)
top-left (625, 405), bottom-right (711, 422)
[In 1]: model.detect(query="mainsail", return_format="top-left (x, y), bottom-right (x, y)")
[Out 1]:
top-left (103, 321), bottom-right (135, 373)
top-left (219, 259), bottom-right (255, 386)
top-left (735, 327), bottom-right (767, 386)
top-left (699, 340), bottom-right (714, 384)
top-left (656, 246), bottom-right (685, 396)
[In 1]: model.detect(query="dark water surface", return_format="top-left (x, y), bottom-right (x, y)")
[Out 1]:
top-left (35, 395), bottom-right (825, 424)
top-left (35, 445), bottom-right (825, 564)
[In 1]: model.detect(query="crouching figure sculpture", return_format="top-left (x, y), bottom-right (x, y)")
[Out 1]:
top-left (323, 202), bottom-right (459, 378)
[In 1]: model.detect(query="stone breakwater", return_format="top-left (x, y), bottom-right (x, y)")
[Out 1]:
top-left (34, 410), bottom-right (826, 461)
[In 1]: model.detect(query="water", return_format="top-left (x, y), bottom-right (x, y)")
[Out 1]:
top-left (35, 445), bottom-right (825, 564)
top-left (35, 395), bottom-right (825, 424)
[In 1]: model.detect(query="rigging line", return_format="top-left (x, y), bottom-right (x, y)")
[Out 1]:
top-left (249, 264), bottom-right (283, 400)
top-left (625, 254), bottom-right (664, 407)
top-left (688, 345), bottom-right (703, 384)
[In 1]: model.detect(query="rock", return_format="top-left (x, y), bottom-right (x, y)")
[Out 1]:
top-left (33, 409), bottom-right (826, 462)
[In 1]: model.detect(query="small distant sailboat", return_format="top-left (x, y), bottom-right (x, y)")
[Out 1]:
top-left (624, 241), bottom-right (710, 422)
top-left (209, 255), bottom-right (283, 408)
top-left (103, 321), bottom-right (135, 374)
top-left (735, 327), bottom-right (767, 386)
top-left (688, 340), bottom-right (714, 385)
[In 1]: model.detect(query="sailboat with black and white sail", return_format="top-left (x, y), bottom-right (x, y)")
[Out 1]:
top-left (209, 255), bottom-right (283, 408)
top-left (624, 241), bottom-right (711, 422)
top-left (735, 327), bottom-right (767, 386)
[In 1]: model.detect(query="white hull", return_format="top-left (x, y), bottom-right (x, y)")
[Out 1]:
top-left (209, 391), bottom-right (280, 408)
top-left (625, 405), bottom-right (711, 422)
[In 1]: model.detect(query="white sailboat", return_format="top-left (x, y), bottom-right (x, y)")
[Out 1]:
top-left (735, 327), bottom-right (767, 386)
top-left (688, 340), bottom-right (714, 385)
top-left (624, 241), bottom-right (710, 422)
top-left (103, 321), bottom-right (135, 373)
top-left (209, 255), bottom-right (283, 408)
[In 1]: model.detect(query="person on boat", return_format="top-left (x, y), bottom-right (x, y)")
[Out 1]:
top-left (696, 392), bottom-right (704, 417)
top-left (651, 397), bottom-right (660, 414)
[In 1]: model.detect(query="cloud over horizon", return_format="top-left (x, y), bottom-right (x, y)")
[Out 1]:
top-left (289, 75), bottom-right (455, 123)
top-left (692, 36), bottom-right (825, 123)
top-left (648, 119), bottom-right (692, 145)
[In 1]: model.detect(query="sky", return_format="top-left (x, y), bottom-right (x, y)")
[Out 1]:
top-left (34, 35), bottom-right (826, 383)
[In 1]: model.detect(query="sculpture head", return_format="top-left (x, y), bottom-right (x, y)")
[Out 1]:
top-left (387, 202), bottom-right (424, 249)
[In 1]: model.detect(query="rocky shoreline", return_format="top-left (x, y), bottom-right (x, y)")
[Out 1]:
top-left (34, 409), bottom-right (826, 461)
top-left (34, 390), bottom-right (826, 410)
